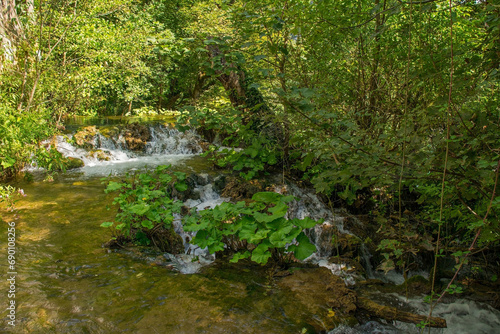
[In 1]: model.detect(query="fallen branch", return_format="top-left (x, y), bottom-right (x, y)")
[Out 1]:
top-left (356, 297), bottom-right (447, 328)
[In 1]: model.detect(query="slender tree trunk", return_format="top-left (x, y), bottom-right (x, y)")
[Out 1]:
top-left (206, 40), bottom-right (269, 125)
top-left (157, 82), bottom-right (163, 111)
top-left (191, 72), bottom-right (207, 102)
top-left (0, 0), bottom-right (23, 69)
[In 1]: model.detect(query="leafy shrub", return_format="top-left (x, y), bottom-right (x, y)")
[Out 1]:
top-left (177, 106), bottom-right (280, 180)
top-left (0, 101), bottom-right (56, 179)
top-left (183, 191), bottom-right (322, 265)
top-left (202, 137), bottom-right (278, 180)
top-left (101, 165), bottom-right (188, 252)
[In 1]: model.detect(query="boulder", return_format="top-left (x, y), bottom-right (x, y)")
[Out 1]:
top-left (73, 126), bottom-right (98, 149)
top-left (123, 123), bottom-right (151, 151)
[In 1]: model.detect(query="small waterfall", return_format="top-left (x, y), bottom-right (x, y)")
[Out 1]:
top-left (57, 124), bottom-right (202, 161)
top-left (272, 183), bottom-right (358, 284)
top-left (50, 124), bottom-right (203, 177)
top-left (284, 183), bottom-right (348, 256)
top-left (360, 243), bottom-right (375, 279)
top-left (97, 133), bottom-right (126, 151)
top-left (166, 177), bottom-right (229, 274)
top-left (56, 135), bottom-right (132, 166)
top-left (184, 183), bottom-right (227, 210)
top-left (146, 127), bottom-right (202, 155)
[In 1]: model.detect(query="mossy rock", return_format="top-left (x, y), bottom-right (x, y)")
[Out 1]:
top-left (63, 157), bottom-right (85, 170)
top-left (73, 126), bottom-right (98, 149)
top-left (99, 126), bottom-right (120, 139)
top-left (87, 149), bottom-right (110, 161)
top-left (335, 233), bottom-right (362, 256)
top-left (221, 177), bottom-right (266, 201)
top-left (147, 227), bottom-right (184, 254)
top-left (277, 267), bottom-right (358, 332)
top-left (403, 275), bottom-right (431, 295)
top-left (122, 123), bottom-right (151, 151)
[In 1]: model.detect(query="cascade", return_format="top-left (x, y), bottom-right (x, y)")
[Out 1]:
top-left (169, 176), bottom-right (229, 274)
top-left (49, 124), bottom-right (202, 177)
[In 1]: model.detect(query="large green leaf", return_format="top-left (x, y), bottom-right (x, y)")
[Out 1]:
top-left (251, 241), bottom-right (272, 264)
top-left (105, 181), bottom-right (123, 192)
top-left (130, 203), bottom-right (149, 215)
top-left (253, 212), bottom-right (276, 223)
top-left (293, 233), bottom-right (316, 260)
top-left (173, 171), bottom-right (186, 181)
top-left (230, 251), bottom-right (251, 263)
top-left (141, 220), bottom-right (154, 229)
top-left (174, 181), bottom-right (188, 192)
top-left (267, 201), bottom-right (288, 217)
top-left (292, 217), bottom-right (322, 229)
top-left (239, 222), bottom-right (258, 240)
top-left (265, 217), bottom-right (293, 234)
top-left (269, 230), bottom-right (287, 247)
top-left (252, 192), bottom-right (282, 204)
top-left (246, 229), bottom-right (270, 243)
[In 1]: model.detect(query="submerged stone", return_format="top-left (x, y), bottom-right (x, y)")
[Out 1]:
top-left (63, 157), bottom-right (85, 170)
top-left (277, 267), bottom-right (358, 331)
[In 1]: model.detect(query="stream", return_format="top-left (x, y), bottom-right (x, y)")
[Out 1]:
top-left (1, 118), bottom-right (500, 333)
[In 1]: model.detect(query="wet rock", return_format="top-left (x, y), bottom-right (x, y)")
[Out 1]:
top-left (188, 173), bottom-right (211, 187)
top-left (123, 123), bottom-right (151, 151)
top-left (277, 267), bottom-right (358, 331)
top-left (404, 275), bottom-right (431, 295)
top-left (453, 279), bottom-right (500, 309)
top-left (87, 149), bottom-right (111, 161)
top-left (99, 126), bottom-right (120, 139)
top-left (63, 157), bottom-right (85, 170)
top-left (103, 235), bottom-right (131, 249)
top-left (221, 177), bottom-right (265, 201)
top-left (328, 256), bottom-right (366, 278)
top-left (73, 126), bottom-right (98, 149)
top-left (147, 227), bottom-right (184, 254)
top-left (199, 141), bottom-right (211, 152)
top-left (213, 175), bottom-right (227, 193)
top-left (172, 176), bottom-right (200, 201)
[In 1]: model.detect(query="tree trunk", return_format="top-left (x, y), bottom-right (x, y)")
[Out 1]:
top-left (206, 42), bottom-right (247, 107)
top-left (191, 72), bottom-right (207, 102)
top-left (0, 0), bottom-right (23, 68)
top-left (206, 40), bottom-right (269, 123)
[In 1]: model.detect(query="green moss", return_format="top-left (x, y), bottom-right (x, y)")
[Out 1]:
top-left (59, 157), bottom-right (84, 170)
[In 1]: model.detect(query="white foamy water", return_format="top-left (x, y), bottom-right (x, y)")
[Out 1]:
top-left (146, 127), bottom-right (202, 155)
top-left (275, 183), bottom-right (359, 283)
top-left (165, 182), bottom-right (230, 274)
top-left (184, 183), bottom-right (228, 210)
top-left (50, 125), bottom-right (202, 177)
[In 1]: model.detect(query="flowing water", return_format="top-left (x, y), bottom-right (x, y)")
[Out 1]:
top-left (1, 119), bottom-right (500, 333)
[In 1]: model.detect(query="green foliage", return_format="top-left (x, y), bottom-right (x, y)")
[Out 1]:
top-left (444, 284), bottom-right (464, 295)
top-left (35, 147), bottom-right (67, 173)
top-left (101, 165), bottom-right (187, 244)
top-left (183, 191), bottom-right (322, 265)
top-left (0, 101), bottom-right (57, 178)
top-left (202, 137), bottom-right (279, 180)
top-left (178, 105), bottom-right (280, 180)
